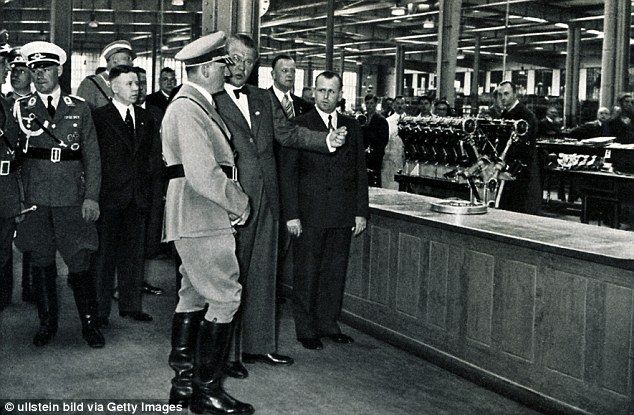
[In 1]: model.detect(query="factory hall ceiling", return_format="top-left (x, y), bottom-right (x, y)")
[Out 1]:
top-left (0, 0), bottom-right (624, 70)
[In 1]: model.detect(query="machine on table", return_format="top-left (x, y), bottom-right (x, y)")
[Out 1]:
top-left (397, 116), bottom-right (528, 214)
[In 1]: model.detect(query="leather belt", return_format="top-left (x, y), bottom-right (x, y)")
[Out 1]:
top-left (165, 163), bottom-right (238, 181)
top-left (24, 147), bottom-right (82, 163)
top-left (0, 160), bottom-right (19, 176)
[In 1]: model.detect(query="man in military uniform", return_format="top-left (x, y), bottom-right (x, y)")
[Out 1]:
top-left (13, 41), bottom-right (104, 348)
top-left (76, 40), bottom-right (136, 111)
top-left (0, 40), bottom-right (23, 311)
top-left (162, 32), bottom-right (253, 414)
top-left (6, 47), bottom-right (36, 303)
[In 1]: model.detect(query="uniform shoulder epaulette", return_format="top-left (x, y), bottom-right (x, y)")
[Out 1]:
top-left (68, 94), bottom-right (86, 102)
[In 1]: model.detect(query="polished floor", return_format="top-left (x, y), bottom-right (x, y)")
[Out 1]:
top-left (0, 251), bottom-right (544, 415)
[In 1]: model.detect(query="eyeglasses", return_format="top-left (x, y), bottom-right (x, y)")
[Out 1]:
top-left (229, 54), bottom-right (255, 67)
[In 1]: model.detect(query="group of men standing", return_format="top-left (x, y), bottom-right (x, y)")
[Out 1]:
top-left (1, 28), bottom-right (369, 415)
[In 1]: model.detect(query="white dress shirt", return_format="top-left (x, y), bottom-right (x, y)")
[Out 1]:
top-left (224, 83), bottom-right (251, 127)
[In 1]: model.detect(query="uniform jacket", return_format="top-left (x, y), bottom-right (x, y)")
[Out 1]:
top-left (279, 109), bottom-right (369, 228)
top-left (146, 91), bottom-right (170, 113)
top-left (14, 92), bottom-right (101, 207)
top-left (92, 102), bottom-right (158, 211)
top-left (161, 83), bottom-right (249, 241)
top-left (0, 96), bottom-right (21, 218)
top-left (76, 73), bottom-right (112, 111)
top-left (214, 85), bottom-right (329, 221)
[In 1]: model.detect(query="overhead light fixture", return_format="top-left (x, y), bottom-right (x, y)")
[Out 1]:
top-left (3, 0), bottom-right (12, 4)
top-left (423, 19), bottom-right (434, 29)
top-left (390, 1), bottom-right (406, 16)
top-left (171, 0), bottom-right (184, 6)
top-left (88, 13), bottom-right (99, 28)
top-left (456, 52), bottom-right (465, 59)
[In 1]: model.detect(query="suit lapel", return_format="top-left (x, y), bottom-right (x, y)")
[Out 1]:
top-left (247, 87), bottom-right (262, 139)
top-left (216, 91), bottom-right (251, 135)
top-left (106, 103), bottom-right (134, 151)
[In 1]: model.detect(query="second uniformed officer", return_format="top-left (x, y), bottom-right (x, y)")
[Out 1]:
top-left (0, 39), bottom-right (22, 312)
top-left (13, 41), bottom-right (104, 348)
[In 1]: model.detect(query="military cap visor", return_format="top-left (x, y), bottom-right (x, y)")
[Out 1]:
top-left (175, 31), bottom-right (231, 67)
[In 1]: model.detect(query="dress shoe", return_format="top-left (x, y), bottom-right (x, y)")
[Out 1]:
top-left (224, 361), bottom-right (249, 379)
top-left (119, 311), bottom-right (153, 322)
top-left (298, 338), bottom-right (323, 350)
top-left (33, 326), bottom-right (57, 347)
top-left (242, 353), bottom-right (294, 366)
top-left (322, 333), bottom-right (354, 344)
top-left (142, 281), bottom-right (164, 295)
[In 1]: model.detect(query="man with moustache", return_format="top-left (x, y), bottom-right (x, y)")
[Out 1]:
top-left (13, 41), bottom-right (103, 348)
top-left (162, 32), bottom-right (253, 414)
top-left (92, 65), bottom-right (159, 327)
top-left (214, 33), bottom-right (347, 378)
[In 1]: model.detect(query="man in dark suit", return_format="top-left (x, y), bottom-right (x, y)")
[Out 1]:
top-left (92, 65), bottom-right (158, 327)
top-left (538, 106), bottom-right (563, 138)
top-left (268, 54), bottom-right (313, 119)
top-left (362, 93), bottom-right (389, 187)
top-left (497, 80), bottom-right (541, 215)
top-left (146, 67), bottom-right (176, 113)
top-left (279, 71), bottom-right (369, 350)
top-left (569, 106), bottom-right (614, 140)
top-left (214, 34), bottom-right (347, 378)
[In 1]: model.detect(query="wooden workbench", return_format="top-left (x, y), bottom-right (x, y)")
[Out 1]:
top-left (342, 188), bottom-right (634, 415)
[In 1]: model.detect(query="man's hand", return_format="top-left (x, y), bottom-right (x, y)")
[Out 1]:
top-left (231, 203), bottom-right (251, 226)
top-left (352, 216), bottom-right (367, 237)
top-left (327, 126), bottom-right (347, 148)
top-left (82, 199), bottom-right (100, 222)
top-left (286, 219), bottom-right (302, 237)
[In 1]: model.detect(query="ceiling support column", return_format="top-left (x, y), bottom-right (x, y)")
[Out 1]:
top-left (50, 0), bottom-right (73, 92)
top-left (564, 24), bottom-right (581, 127)
top-left (395, 45), bottom-right (404, 96)
top-left (436, 0), bottom-right (462, 104)
top-left (469, 34), bottom-right (480, 115)
top-left (600, 0), bottom-right (630, 108)
top-left (325, 0), bottom-right (335, 71)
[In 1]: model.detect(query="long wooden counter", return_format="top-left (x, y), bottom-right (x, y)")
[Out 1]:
top-left (342, 188), bottom-right (634, 415)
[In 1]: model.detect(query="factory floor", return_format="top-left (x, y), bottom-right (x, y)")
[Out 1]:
top-left (0, 252), bottom-right (544, 415)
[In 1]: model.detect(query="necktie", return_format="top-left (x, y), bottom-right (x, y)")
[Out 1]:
top-left (125, 108), bottom-right (135, 140)
top-left (327, 114), bottom-right (334, 132)
top-left (233, 87), bottom-right (248, 99)
top-left (47, 96), bottom-right (55, 118)
top-left (282, 94), bottom-right (295, 119)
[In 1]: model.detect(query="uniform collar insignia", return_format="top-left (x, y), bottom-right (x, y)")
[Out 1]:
top-left (27, 96), bottom-right (37, 108)
top-left (63, 96), bottom-right (75, 107)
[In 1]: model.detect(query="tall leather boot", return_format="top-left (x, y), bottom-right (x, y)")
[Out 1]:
top-left (69, 271), bottom-right (105, 348)
top-left (189, 320), bottom-right (254, 415)
top-left (224, 309), bottom-right (248, 379)
top-left (168, 310), bottom-right (205, 406)
top-left (32, 264), bottom-right (58, 346)
top-left (21, 252), bottom-right (34, 303)
top-left (0, 249), bottom-right (13, 311)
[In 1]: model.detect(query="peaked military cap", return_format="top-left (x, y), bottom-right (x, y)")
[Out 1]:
top-left (175, 31), bottom-right (233, 67)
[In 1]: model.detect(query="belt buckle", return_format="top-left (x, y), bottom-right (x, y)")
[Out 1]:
top-left (231, 166), bottom-right (238, 182)
top-left (50, 147), bottom-right (61, 163)
top-left (0, 160), bottom-right (10, 176)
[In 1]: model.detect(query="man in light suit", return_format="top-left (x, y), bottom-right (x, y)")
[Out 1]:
top-left (213, 34), bottom-right (347, 378)
top-left (92, 65), bottom-right (159, 327)
top-left (279, 71), bottom-right (369, 350)
top-left (162, 32), bottom-right (253, 415)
